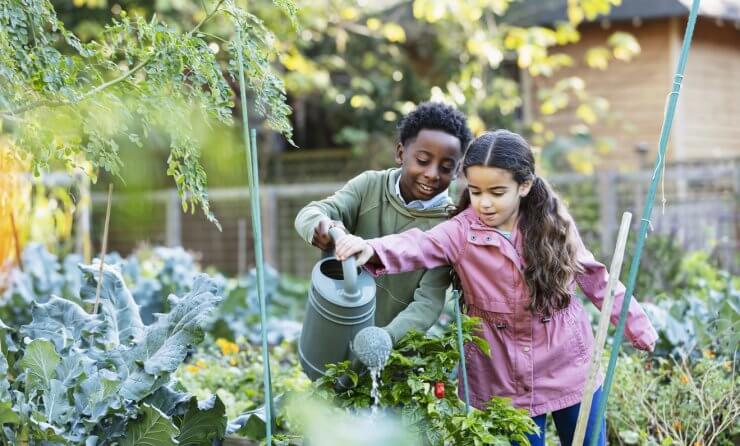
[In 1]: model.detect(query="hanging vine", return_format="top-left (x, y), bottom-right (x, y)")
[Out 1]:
top-left (0, 0), bottom-right (296, 226)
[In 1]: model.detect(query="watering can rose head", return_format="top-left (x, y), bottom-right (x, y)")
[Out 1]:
top-left (352, 326), bottom-right (392, 370)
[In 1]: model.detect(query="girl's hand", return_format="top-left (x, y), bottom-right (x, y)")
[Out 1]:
top-left (334, 234), bottom-right (375, 266)
top-left (631, 338), bottom-right (656, 353)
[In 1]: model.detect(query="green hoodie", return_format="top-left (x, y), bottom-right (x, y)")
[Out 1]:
top-left (294, 168), bottom-right (452, 344)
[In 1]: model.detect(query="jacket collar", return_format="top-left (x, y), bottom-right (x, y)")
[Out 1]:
top-left (460, 206), bottom-right (525, 268)
top-left (385, 168), bottom-right (452, 218)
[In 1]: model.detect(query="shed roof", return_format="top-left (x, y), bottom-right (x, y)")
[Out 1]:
top-left (505, 0), bottom-right (740, 26)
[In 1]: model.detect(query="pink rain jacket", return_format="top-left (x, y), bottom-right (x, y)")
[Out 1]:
top-left (365, 207), bottom-right (658, 416)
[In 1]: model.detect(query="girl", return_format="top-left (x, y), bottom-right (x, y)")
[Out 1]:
top-left (335, 130), bottom-right (658, 446)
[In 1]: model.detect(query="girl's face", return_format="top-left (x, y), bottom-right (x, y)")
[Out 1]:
top-left (466, 165), bottom-right (532, 232)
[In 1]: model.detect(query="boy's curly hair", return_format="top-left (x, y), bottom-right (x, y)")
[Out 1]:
top-left (397, 102), bottom-right (472, 150)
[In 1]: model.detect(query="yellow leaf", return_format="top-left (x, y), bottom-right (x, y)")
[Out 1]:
top-left (567, 5), bottom-right (584, 25)
top-left (504, 29), bottom-right (525, 50)
top-left (609, 32), bottom-right (641, 61)
top-left (468, 115), bottom-right (486, 135)
top-left (414, 0), bottom-right (446, 22)
top-left (382, 23), bottom-right (406, 43)
top-left (366, 18), bottom-right (382, 31)
top-left (555, 22), bottom-right (580, 45)
top-left (576, 103), bottom-right (597, 124)
top-left (464, 7), bottom-right (483, 21)
top-left (339, 7), bottom-right (359, 21)
top-left (350, 95), bottom-right (375, 109)
top-left (585, 47), bottom-right (610, 70)
top-left (426, 2), bottom-right (447, 23)
top-left (566, 150), bottom-right (594, 175)
top-left (466, 38), bottom-right (482, 55)
top-left (484, 44), bottom-right (503, 68)
top-left (540, 101), bottom-right (557, 115)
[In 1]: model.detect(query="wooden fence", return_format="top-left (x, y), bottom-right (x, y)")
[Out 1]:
top-left (88, 159), bottom-right (738, 276)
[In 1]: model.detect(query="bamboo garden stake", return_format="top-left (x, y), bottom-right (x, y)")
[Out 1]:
top-left (92, 183), bottom-right (113, 315)
top-left (572, 212), bottom-right (632, 445)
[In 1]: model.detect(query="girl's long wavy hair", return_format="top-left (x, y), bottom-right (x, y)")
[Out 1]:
top-left (452, 130), bottom-right (582, 316)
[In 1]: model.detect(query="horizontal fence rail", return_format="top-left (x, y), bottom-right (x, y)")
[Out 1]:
top-left (90, 160), bottom-right (738, 276)
top-left (12, 159), bottom-right (737, 276)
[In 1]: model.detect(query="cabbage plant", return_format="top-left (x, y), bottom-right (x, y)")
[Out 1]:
top-left (0, 263), bottom-right (225, 444)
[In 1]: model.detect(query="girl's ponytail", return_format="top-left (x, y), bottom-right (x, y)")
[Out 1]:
top-left (519, 176), bottom-right (582, 316)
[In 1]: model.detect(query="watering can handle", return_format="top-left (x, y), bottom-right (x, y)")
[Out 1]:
top-left (328, 226), bottom-right (360, 299)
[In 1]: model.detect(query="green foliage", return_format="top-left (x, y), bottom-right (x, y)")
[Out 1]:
top-left (310, 315), bottom-right (537, 446)
top-left (0, 0), bottom-right (296, 224)
top-left (0, 243), bottom-right (309, 344)
top-left (177, 338), bottom-right (310, 422)
top-left (627, 236), bottom-right (740, 359)
top-left (607, 353), bottom-right (739, 446)
top-left (0, 262), bottom-right (226, 444)
top-left (643, 269), bottom-right (739, 359)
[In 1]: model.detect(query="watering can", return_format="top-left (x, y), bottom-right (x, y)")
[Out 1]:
top-left (299, 227), bottom-right (377, 381)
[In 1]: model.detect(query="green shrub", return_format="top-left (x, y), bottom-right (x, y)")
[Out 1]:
top-left (309, 316), bottom-right (538, 446)
top-left (607, 353), bottom-right (739, 446)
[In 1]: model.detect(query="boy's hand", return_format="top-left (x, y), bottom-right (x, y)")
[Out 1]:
top-left (335, 234), bottom-right (375, 266)
top-left (312, 219), bottom-right (347, 251)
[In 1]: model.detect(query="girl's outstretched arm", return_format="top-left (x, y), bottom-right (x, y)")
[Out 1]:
top-left (568, 217), bottom-right (658, 352)
top-left (337, 217), bottom-right (466, 276)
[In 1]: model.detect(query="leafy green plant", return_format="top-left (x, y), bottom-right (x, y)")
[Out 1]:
top-left (0, 261), bottom-right (226, 444)
top-left (607, 353), bottom-right (739, 446)
top-left (1, 243), bottom-right (308, 344)
top-left (177, 337), bottom-right (310, 421)
top-left (310, 315), bottom-right (537, 446)
top-left (0, 243), bottom-right (83, 329)
top-left (1, 0), bottom-right (296, 224)
top-left (642, 264), bottom-right (739, 359)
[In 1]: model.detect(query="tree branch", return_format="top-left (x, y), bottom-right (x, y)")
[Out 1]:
top-left (0, 0), bottom-right (227, 116)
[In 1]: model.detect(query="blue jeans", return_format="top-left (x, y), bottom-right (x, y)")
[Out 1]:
top-left (518, 387), bottom-right (607, 446)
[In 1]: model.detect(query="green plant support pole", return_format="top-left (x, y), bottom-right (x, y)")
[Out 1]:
top-left (236, 27), bottom-right (274, 442)
top-left (589, 1), bottom-right (700, 444)
top-left (453, 290), bottom-right (471, 413)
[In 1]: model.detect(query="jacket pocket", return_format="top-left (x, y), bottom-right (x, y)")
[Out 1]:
top-left (564, 311), bottom-right (589, 364)
top-left (467, 297), bottom-right (514, 315)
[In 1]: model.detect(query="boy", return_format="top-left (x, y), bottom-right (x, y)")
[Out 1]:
top-left (294, 102), bottom-right (472, 344)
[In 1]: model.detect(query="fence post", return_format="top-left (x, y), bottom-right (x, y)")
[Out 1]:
top-left (237, 218), bottom-right (247, 276)
top-left (165, 190), bottom-right (182, 247)
top-left (262, 186), bottom-right (279, 269)
top-left (598, 171), bottom-right (617, 256)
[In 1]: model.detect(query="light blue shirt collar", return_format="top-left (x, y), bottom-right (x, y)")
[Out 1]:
top-left (394, 175), bottom-right (449, 210)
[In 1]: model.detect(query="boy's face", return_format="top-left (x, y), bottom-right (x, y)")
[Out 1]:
top-left (396, 129), bottom-right (462, 203)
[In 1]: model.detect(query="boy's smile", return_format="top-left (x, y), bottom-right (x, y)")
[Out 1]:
top-left (396, 129), bottom-right (462, 202)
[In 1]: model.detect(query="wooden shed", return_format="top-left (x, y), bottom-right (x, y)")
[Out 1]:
top-left (513, 0), bottom-right (740, 169)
